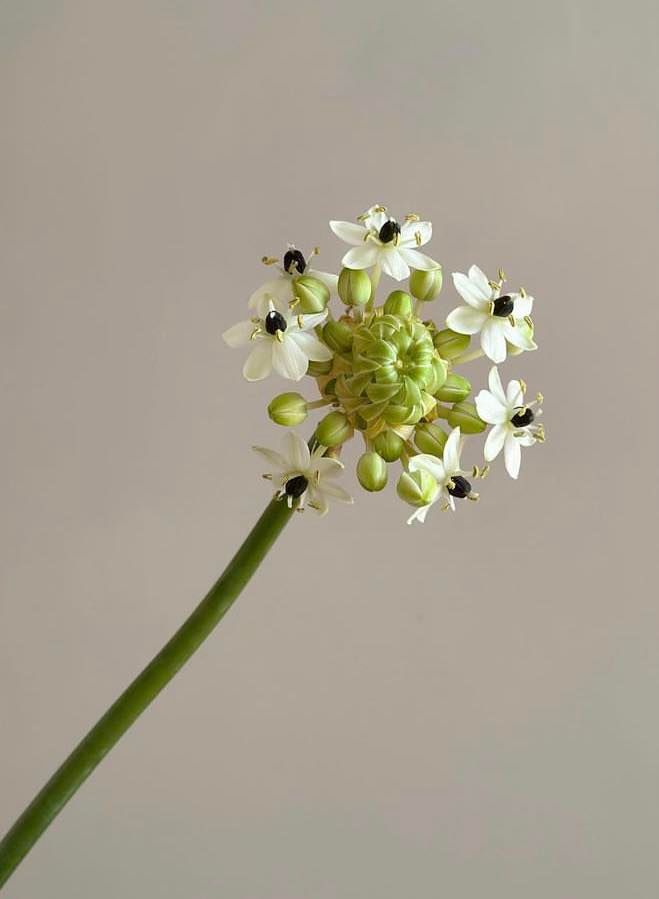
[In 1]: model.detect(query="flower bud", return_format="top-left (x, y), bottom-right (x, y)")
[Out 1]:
top-left (425, 356), bottom-right (448, 394)
top-left (414, 422), bottom-right (448, 457)
top-left (447, 401), bottom-right (486, 434)
top-left (373, 429), bottom-right (404, 462)
top-left (383, 290), bottom-right (413, 317)
top-left (397, 470), bottom-right (439, 507)
top-left (434, 373), bottom-right (471, 403)
top-left (338, 267), bottom-right (372, 306)
top-left (292, 275), bottom-right (329, 313)
top-left (356, 451), bottom-right (388, 492)
top-left (434, 328), bottom-right (470, 360)
top-left (315, 410), bottom-right (353, 447)
top-left (323, 319), bottom-right (354, 354)
top-left (409, 267), bottom-right (443, 301)
top-left (268, 392), bottom-right (308, 427)
top-left (307, 358), bottom-right (333, 377)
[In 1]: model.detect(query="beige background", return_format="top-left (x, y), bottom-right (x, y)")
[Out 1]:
top-left (1, 1), bottom-right (658, 896)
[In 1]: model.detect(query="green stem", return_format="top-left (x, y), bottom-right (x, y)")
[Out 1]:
top-left (0, 496), bottom-right (294, 890)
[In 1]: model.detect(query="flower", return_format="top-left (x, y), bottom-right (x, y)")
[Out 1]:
top-left (446, 265), bottom-right (536, 363)
top-left (253, 431), bottom-right (353, 515)
top-left (405, 426), bottom-right (477, 523)
top-left (474, 366), bottom-right (544, 479)
top-left (222, 297), bottom-right (332, 381)
top-left (249, 245), bottom-right (337, 317)
top-left (329, 204), bottom-right (439, 281)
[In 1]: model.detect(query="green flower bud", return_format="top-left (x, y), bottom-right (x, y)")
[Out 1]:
top-left (434, 328), bottom-right (470, 360)
top-left (292, 275), bottom-right (329, 313)
top-left (425, 356), bottom-right (448, 394)
top-left (338, 267), bottom-right (372, 306)
top-left (323, 319), bottom-right (354, 354)
top-left (414, 422), bottom-right (448, 456)
top-left (315, 410), bottom-right (353, 447)
top-left (268, 392), bottom-right (308, 427)
top-left (409, 267), bottom-right (443, 302)
top-left (447, 401), bottom-right (486, 434)
top-left (356, 451), bottom-right (388, 492)
top-left (397, 470), bottom-right (439, 507)
top-left (383, 290), bottom-right (413, 317)
top-left (434, 373), bottom-right (471, 403)
top-left (307, 358), bottom-right (333, 377)
top-left (373, 429), bottom-right (404, 462)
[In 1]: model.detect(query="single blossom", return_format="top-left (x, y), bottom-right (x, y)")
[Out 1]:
top-left (329, 204), bottom-right (439, 281)
top-left (253, 431), bottom-right (353, 515)
top-left (222, 296), bottom-right (332, 381)
top-left (446, 265), bottom-right (536, 363)
top-left (406, 426), bottom-right (477, 523)
top-left (249, 245), bottom-right (337, 318)
top-left (475, 366), bottom-right (544, 479)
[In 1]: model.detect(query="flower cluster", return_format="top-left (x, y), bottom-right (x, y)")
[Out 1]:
top-left (223, 205), bottom-right (544, 522)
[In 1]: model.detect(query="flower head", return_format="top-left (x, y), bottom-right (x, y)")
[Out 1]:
top-left (475, 366), bottom-right (544, 478)
top-left (330, 205), bottom-right (439, 281)
top-left (446, 265), bottom-right (536, 363)
top-left (253, 432), bottom-right (353, 515)
top-left (404, 427), bottom-right (478, 523)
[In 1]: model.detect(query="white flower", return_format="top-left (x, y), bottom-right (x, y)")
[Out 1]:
top-left (249, 245), bottom-right (337, 317)
top-left (329, 204), bottom-right (439, 281)
top-left (253, 432), bottom-right (353, 515)
top-left (406, 426), bottom-right (476, 523)
top-left (223, 294), bottom-right (332, 381)
top-left (446, 265), bottom-right (537, 363)
top-left (475, 366), bottom-right (544, 479)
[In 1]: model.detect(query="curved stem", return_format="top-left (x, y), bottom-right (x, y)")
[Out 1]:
top-left (0, 496), bottom-right (294, 889)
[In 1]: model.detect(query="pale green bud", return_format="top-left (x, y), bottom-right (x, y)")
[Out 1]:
top-left (425, 356), bottom-right (448, 394)
top-left (356, 451), bottom-right (388, 492)
top-left (268, 392), bottom-right (308, 427)
top-left (338, 267), bottom-right (372, 306)
top-left (409, 267), bottom-right (443, 302)
top-left (447, 401), bottom-right (486, 434)
top-left (307, 358), bottom-right (333, 377)
top-left (383, 290), bottom-right (413, 317)
top-left (323, 319), bottom-right (354, 354)
top-left (373, 430), bottom-right (404, 462)
top-left (292, 275), bottom-right (329, 313)
top-left (434, 373), bottom-right (471, 403)
top-left (397, 470), bottom-right (439, 507)
top-left (434, 328), bottom-right (470, 360)
top-left (315, 410), bottom-right (353, 447)
top-left (414, 422), bottom-right (448, 456)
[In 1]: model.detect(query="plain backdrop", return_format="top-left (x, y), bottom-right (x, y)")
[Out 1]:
top-left (2, 1), bottom-right (658, 896)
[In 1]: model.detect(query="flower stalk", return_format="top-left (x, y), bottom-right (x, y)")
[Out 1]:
top-left (0, 497), bottom-right (294, 889)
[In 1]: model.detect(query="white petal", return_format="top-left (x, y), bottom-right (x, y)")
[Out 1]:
top-left (487, 366), bottom-right (507, 404)
top-left (480, 319), bottom-right (507, 363)
top-left (468, 265), bottom-right (492, 297)
top-left (249, 277), bottom-right (293, 317)
top-left (443, 426), bottom-right (462, 474)
top-left (408, 454), bottom-right (446, 482)
top-left (400, 220), bottom-right (432, 247)
top-left (484, 424), bottom-right (507, 461)
top-left (363, 207), bottom-right (388, 231)
top-left (446, 305), bottom-right (488, 335)
top-left (506, 379), bottom-right (524, 408)
top-left (398, 248), bottom-right (439, 271)
top-left (342, 244), bottom-right (379, 269)
top-left (513, 293), bottom-right (533, 318)
top-left (308, 490), bottom-right (329, 516)
top-left (407, 503), bottom-right (431, 525)
top-left (308, 268), bottom-right (338, 295)
top-left (314, 456), bottom-right (344, 478)
top-left (271, 337), bottom-right (308, 381)
top-left (475, 389), bottom-right (508, 424)
top-left (452, 271), bottom-right (490, 308)
top-left (320, 481), bottom-right (353, 503)
top-left (380, 249), bottom-right (410, 281)
top-left (283, 431), bottom-right (311, 470)
top-left (252, 445), bottom-right (287, 470)
top-left (518, 432), bottom-right (537, 447)
top-left (504, 434), bottom-right (522, 479)
top-left (504, 320), bottom-right (537, 351)
top-left (329, 220), bottom-right (369, 246)
top-left (242, 342), bottom-right (273, 381)
top-left (296, 311), bottom-right (327, 332)
top-left (222, 319), bottom-right (255, 348)
top-left (289, 330), bottom-right (333, 362)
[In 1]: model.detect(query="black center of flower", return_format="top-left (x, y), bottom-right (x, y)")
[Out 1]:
top-left (264, 310), bottom-right (287, 335)
top-left (284, 475), bottom-right (308, 498)
top-left (378, 219), bottom-right (401, 244)
top-left (492, 295), bottom-right (515, 317)
top-left (283, 248), bottom-right (306, 274)
top-left (447, 475), bottom-right (472, 499)
top-left (510, 408), bottom-right (535, 427)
